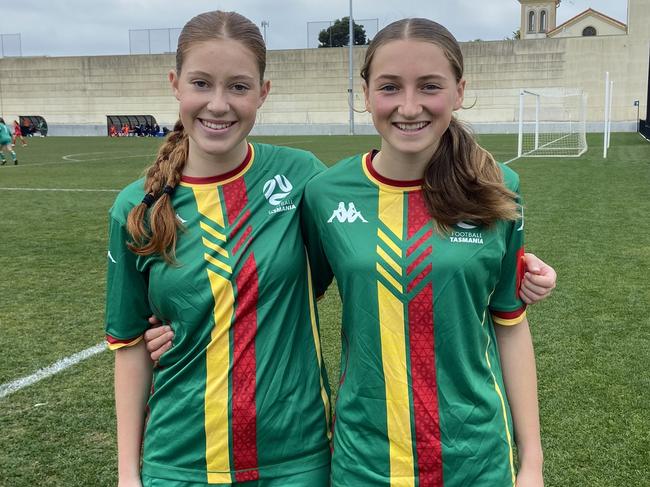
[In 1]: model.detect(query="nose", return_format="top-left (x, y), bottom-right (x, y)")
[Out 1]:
top-left (206, 88), bottom-right (230, 114)
top-left (397, 89), bottom-right (423, 119)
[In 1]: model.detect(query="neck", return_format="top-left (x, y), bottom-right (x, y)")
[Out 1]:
top-left (373, 142), bottom-right (437, 182)
top-left (183, 139), bottom-right (249, 178)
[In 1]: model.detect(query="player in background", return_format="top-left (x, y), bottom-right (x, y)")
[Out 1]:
top-left (106, 11), bottom-right (332, 487)
top-left (12, 120), bottom-right (27, 147)
top-left (0, 118), bottom-right (18, 165)
top-left (301, 18), bottom-right (545, 487)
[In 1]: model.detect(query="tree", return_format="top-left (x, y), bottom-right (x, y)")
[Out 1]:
top-left (318, 17), bottom-right (367, 48)
top-left (506, 29), bottom-right (521, 40)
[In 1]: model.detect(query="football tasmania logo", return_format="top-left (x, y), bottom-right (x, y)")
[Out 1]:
top-left (263, 174), bottom-right (296, 214)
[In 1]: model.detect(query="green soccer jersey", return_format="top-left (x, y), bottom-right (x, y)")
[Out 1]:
top-left (302, 151), bottom-right (527, 487)
top-left (105, 143), bottom-right (331, 484)
top-left (0, 123), bottom-right (11, 144)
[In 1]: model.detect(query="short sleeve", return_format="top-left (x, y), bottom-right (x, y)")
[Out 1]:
top-left (489, 187), bottom-right (527, 326)
top-left (104, 213), bottom-right (152, 349)
top-left (301, 181), bottom-right (334, 298)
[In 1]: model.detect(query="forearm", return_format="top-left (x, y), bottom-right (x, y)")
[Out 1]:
top-left (494, 318), bottom-right (543, 471)
top-left (115, 340), bottom-right (152, 481)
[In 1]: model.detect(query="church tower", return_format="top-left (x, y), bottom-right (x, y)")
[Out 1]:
top-left (518, 0), bottom-right (560, 39)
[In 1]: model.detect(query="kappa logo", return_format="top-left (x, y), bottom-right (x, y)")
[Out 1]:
top-left (263, 174), bottom-right (296, 215)
top-left (327, 202), bottom-right (368, 223)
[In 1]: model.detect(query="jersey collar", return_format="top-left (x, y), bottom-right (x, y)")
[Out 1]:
top-left (362, 150), bottom-right (423, 192)
top-left (180, 143), bottom-right (254, 187)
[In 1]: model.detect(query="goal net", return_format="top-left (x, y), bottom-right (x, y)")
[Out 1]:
top-left (517, 89), bottom-right (588, 157)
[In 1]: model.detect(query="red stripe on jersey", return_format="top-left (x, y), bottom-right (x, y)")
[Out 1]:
top-left (492, 306), bottom-right (527, 320)
top-left (233, 225), bottom-right (253, 256)
top-left (408, 283), bottom-right (443, 486)
top-left (516, 246), bottom-right (526, 299)
top-left (407, 246), bottom-right (432, 277)
top-left (232, 253), bottom-right (260, 481)
top-left (408, 262), bottom-right (432, 294)
top-left (407, 228), bottom-right (433, 257)
top-left (223, 178), bottom-right (249, 225)
top-left (407, 192), bottom-right (443, 486)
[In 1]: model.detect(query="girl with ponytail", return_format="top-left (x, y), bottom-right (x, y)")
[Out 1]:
top-left (299, 18), bottom-right (546, 487)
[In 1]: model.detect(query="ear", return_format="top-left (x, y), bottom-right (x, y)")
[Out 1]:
top-left (169, 70), bottom-right (180, 101)
top-left (258, 79), bottom-right (271, 108)
top-left (453, 79), bottom-right (466, 111)
top-left (362, 81), bottom-right (371, 113)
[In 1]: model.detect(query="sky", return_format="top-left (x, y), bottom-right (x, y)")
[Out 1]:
top-left (0, 0), bottom-right (629, 57)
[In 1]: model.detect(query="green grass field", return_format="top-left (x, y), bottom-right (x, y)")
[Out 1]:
top-left (0, 133), bottom-right (648, 486)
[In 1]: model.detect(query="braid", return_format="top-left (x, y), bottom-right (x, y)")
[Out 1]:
top-left (126, 119), bottom-right (189, 262)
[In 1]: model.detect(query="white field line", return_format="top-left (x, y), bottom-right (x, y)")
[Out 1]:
top-left (0, 342), bottom-right (107, 399)
top-left (0, 187), bottom-right (119, 192)
top-left (0, 151), bottom-right (156, 169)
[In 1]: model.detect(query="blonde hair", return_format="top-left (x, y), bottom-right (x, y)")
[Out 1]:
top-left (361, 18), bottom-right (519, 230)
top-left (126, 11), bottom-right (266, 262)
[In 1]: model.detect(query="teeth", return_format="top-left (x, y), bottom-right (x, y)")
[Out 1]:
top-left (201, 119), bottom-right (234, 130)
top-left (395, 122), bottom-right (428, 131)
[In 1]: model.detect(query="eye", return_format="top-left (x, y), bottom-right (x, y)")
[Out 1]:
top-left (191, 80), bottom-right (209, 89)
top-left (422, 83), bottom-right (441, 92)
top-left (378, 84), bottom-right (398, 93)
top-left (232, 83), bottom-right (250, 92)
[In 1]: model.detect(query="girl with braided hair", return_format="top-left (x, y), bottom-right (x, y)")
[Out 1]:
top-left (106, 11), bottom-right (331, 487)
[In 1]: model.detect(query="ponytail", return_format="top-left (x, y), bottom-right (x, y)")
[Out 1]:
top-left (126, 119), bottom-right (188, 263)
top-left (421, 118), bottom-right (519, 231)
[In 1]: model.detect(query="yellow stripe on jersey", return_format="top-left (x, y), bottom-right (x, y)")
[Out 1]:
top-left (377, 189), bottom-right (414, 487)
top-left (378, 281), bottom-right (415, 487)
top-left (378, 228), bottom-right (403, 258)
top-left (378, 191), bottom-right (404, 241)
top-left (205, 268), bottom-right (234, 483)
top-left (377, 246), bottom-right (403, 276)
top-left (200, 221), bottom-right (227, 242)
top-left (377, 262), bottom-right (403, 294)
top-left (194, 187), bottom-right (225, 227)
top-left (492, 309), bottom-right (527, 326)
top-left (204, 254), bottom-right (233, 274)
top-left (201, 237), bottom-right (229, 259)
top-left (305, 251), bottom-right (332, 441)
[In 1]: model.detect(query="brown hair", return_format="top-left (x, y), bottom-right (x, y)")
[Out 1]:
top-left (126, 11), bottom-right (266, 262)
top-left (361, 18), bottom-right (519, 230)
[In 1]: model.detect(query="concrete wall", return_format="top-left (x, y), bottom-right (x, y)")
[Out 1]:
top-left (0, 0), bottom-right (647, 136)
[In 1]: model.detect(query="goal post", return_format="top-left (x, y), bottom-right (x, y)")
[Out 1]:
top-left (517, 88), bottom-right (588, 158)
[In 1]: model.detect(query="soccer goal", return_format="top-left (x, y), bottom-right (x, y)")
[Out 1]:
top-left (517, 89), bottom-right (588, 157)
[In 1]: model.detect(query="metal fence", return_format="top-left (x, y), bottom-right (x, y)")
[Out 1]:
top-left (306, 18), bottom-right (378, 49)
top-left (0, 33), bottom-right (22, 57)
top-left (129, 28), bottom-right (181, 55)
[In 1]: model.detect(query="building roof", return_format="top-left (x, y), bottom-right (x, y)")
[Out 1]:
top-left (548, 8), bottom-right (627, 36)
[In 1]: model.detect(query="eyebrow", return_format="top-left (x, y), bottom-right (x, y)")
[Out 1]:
top-left (185, 71), bottom-right (257, 81)
top-left (374, 73), bottom-right (450, 82)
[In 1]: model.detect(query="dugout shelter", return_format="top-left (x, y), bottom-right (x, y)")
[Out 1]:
top-left (19, 116), bottom-right (47, 136)
top-left (106, 115), bottom-right (159, 136)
